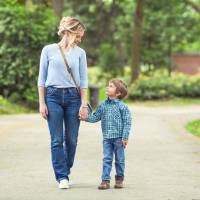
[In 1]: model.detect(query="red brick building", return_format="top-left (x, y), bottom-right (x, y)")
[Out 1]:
top-left (172, 54), bottom-right (200, 75)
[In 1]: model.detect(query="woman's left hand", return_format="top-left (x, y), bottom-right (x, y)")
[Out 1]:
top-left (79, 106), bottom-right (88, 120)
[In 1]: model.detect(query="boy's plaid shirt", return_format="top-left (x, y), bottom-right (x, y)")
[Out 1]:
top-left (86, 98), bottom-right (132, 140)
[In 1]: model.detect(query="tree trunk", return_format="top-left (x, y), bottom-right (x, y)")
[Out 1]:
top-left (116, 41), bottom-right (125, 76)
top-left (131, 0), bottom-right (144, 83)
top-left (52, 0), bottom-right (64, 18)
top-left (185, 0), bottom-right (200, 13)
top-left (167, 39), bottom-right (172, 77)
top-left (17, 0), bottom-right (26, 4)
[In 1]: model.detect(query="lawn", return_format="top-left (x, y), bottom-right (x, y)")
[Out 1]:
top-left (127, 98), bottom-right (200, 107)
top-left (186, 119), bottom-right (200, 138)
top-left (0, 96), bottom-right (34, 114)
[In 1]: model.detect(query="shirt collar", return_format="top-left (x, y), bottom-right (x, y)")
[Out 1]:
top-left (106, 97), bottom-right (120, 103)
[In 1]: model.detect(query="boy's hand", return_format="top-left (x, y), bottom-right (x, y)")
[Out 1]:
top-left (121, 140), bottom-right (128, 148)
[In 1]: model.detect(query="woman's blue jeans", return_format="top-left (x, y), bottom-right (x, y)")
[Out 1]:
top-left (45, 87), bottom-right (81, 182)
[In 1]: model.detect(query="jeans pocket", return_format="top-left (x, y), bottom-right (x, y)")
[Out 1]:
top-left (46, 87), bottom-right (57, 96)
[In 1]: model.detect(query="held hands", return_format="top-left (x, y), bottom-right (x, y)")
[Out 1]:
top-left (121, 140), bottom-right (128, 148)
top-left (39, 102), bottom-right (48, 120)
top-left (39, 103), bottom-right (87, 120)
top-left (79, 105), bottom-right (88, 120)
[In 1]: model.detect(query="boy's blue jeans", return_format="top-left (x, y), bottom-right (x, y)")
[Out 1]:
top-left (45, 87), bottom-right (81, 182)
top-left (102, 137), bottom-right (125, 180)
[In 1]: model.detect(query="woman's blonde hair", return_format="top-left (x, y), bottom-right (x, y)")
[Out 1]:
top-left (57, 16), bottom-right (86, 36)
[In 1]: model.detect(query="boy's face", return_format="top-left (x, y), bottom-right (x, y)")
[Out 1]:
top-left (106, 82), bottom-right (120, 99)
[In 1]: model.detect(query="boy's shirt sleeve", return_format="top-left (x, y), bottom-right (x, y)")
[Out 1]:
top-left (85, 104), bottom-right (102, 123)
top-left (121, 105), bottom-right (132, 141)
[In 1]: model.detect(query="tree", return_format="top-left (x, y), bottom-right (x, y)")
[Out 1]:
top-left (0, 0), bottom-right (58, 104)
top-left (64, 0), bottom-right (126, 74)
top-left (52, 0), bottom-right (64, 18)
top-left (140, 0), bottom-right (200, 75)
top-left (131, 0), bottom-right (144, 82)
top-left (185, 0), bottom-right (200, 13)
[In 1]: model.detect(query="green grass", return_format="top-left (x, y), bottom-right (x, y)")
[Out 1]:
top-left (186, 119), bottom-right (200, 137)
top-left (127, 98), bottom-right (200, 107)
top-left (0, 96), bottom-right (34, 115)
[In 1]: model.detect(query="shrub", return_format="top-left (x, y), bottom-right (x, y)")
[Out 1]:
top-left (129, 72), bottom-right (200, 100)
top-left (0, 0), bottom-right (58, 105)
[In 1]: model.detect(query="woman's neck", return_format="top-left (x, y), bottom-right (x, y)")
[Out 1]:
top-left (58, 36), bottom-right (76, 52)
top-left (59, 36), bottom-right (69, 49)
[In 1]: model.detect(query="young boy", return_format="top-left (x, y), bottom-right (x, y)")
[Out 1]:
top-left (85, 79), bottom-right (132, 189)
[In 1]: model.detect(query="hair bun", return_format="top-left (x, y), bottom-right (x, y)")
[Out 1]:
top-left (57, 16), bottom-right (85, 36)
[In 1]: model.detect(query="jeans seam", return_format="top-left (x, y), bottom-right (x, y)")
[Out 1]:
top-left (62, 89), bottom-right (64, 105)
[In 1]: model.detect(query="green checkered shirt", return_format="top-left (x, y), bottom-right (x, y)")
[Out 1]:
top-left (86, 98), bottom-right (132, 140)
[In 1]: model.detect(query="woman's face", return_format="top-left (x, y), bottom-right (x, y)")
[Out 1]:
top-left (66, 30), bottom-right (85, 47)
top-left (73, 30), bottom-right (85, 46)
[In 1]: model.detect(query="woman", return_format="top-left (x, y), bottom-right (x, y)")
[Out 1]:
top-left (38, 17), bottom-right (88, 189)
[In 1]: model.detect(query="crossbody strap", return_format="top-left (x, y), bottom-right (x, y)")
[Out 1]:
top-left (58, 44), bottom-right (81, 95)
top-left (58, 44), bottom-right (93, 112)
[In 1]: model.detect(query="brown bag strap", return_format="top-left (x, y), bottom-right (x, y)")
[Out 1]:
top-left (58, 44), bottom-right (93, 112)
top-left (58, 44), bottom-right (81, 95)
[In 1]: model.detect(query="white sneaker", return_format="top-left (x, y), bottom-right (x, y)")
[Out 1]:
top-left (68, 180), bottom-right (73, 186)
top-left (59, 179), bottom-right (69, 189)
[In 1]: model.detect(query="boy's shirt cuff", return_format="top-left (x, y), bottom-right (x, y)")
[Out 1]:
top-left (122, 133), bottom-right (129, 141)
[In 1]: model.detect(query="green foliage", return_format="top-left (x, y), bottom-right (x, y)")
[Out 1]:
top-left (129, 72), bottom-right (200, 100)
top-left (67, 0), bottom-right (200, 74)
top-left (88, 65), bottom-right (131, 87)
top-left (1, 0), bottom-right (200, 108)
top-left (0, 95), bottom-right (33, 114)
top-left (0, 0), bottom-right (58, 103)
top-left (98, 43), bottom-right (122, 77)
top-left (64, 0), bottom-right (129, 70)
top-left (186, 119), bottom-right (200, 137)
top-left (141, 0), bottom-right (200, 72)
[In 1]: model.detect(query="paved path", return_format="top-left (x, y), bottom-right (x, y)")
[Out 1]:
top-left (0, 106), bottom-right (200, 200)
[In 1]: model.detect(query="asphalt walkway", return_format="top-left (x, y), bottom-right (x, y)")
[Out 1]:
top-left (0, 106), bottom-right (200, 200)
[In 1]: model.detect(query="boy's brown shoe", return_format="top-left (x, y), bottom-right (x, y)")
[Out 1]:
top-left (114, 175), bottom-right (124, 189)
top-left (98, 180), bottom-right (110, 190)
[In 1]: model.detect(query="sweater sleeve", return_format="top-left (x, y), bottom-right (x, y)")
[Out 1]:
top-left (79, 50), bottom-right (88, 89)
top-left (37, 46), bottom-right (48, 87)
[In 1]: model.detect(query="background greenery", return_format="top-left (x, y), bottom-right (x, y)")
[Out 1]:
top-left (0, 0), bottom-right (58, 109)
top-left (1, 0), bottom-right (200, 113)
top-left (186, 119), bottom-right (200, 137)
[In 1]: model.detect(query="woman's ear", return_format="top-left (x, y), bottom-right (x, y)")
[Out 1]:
top-left (63, 30), bottom-right (70, 36)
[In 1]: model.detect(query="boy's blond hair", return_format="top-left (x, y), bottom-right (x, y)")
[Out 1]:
top-left (109, 79), bottom-right (128, 100)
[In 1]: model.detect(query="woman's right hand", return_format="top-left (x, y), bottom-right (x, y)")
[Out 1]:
top-left (39, 102), bottom-right (48, 120)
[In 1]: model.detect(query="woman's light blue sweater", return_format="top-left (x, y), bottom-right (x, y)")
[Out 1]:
top-left (38, 43), bottom-right (88, 88)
